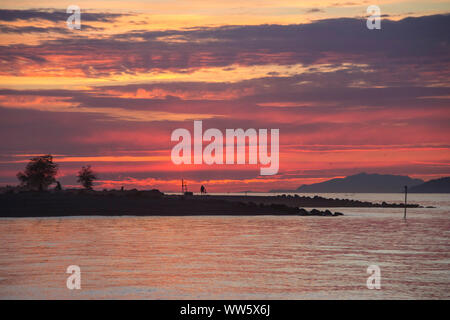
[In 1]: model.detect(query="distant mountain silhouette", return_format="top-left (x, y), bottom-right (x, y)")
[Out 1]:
top-left (409, 177), bottom-right (450, 193)
top-left (271, 173), bottom-right (424, 193)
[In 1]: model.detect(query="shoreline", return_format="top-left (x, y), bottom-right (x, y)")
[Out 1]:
top-left (0, 189), bottom-right (422, 218)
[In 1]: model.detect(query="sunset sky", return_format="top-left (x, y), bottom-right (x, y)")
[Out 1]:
top-left (0, 0), bottom-right (449, 192)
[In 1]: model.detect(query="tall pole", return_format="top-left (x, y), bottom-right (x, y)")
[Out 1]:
top-left (404, 185), bottom-right (408, 219)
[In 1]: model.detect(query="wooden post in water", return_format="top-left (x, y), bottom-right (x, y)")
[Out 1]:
top-left (404, 185), bottom-right (408, 219)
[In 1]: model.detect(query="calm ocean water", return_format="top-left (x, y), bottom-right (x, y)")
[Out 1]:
top-left (0, 193), bottom-right (448, 299)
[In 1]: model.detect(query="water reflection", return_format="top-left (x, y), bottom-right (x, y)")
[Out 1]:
top-left (0, 196), bottom-right (449, 299)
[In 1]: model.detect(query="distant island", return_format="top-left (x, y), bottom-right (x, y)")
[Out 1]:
top-left (270, 173), bottom-right (450, 193)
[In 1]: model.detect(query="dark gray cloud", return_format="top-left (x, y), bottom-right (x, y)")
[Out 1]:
top-left (0, 14), bottom-right (448, 78)
top-left (1, 66), bottom-right (449, 115)
top-left (304, 8), bottom-right (325, 14)
top-left (0, 24), bottom-right (102, 34)
top-left (0, 9), bottom-right (126, 22)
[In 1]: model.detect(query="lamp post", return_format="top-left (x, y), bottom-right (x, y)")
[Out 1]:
top-left (404, 185), bottom-right (408, 219)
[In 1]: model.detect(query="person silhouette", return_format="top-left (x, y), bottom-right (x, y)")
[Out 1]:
top-left (200, 185), bottom-right (207, 194)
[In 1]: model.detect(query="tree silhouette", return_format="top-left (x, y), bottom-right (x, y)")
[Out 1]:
top-left (17, 154), bottom-right (58, 191)
top-left (77, 166), bottom-right (98, 190)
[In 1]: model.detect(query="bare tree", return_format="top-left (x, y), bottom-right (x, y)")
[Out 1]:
top-left (17, 155), bottom-right (58, 191)
top-left (77, 166), bottom-right (98, 190)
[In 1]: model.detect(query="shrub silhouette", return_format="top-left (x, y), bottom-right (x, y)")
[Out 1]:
top-left (17, 154), bottom-right (58, 191)
top-left (77, 166), bottom-right (98, 190)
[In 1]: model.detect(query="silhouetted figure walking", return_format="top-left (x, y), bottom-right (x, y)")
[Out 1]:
top-left (55, 181), bottom-right (62, 191)
top-left (200, 185), bottom-right (207, 194)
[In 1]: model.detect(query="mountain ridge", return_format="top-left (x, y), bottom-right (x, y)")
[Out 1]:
top-left (270, 172), bottom-right (427, 193)
top-left (409, 177), bottom-right (450, 193)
